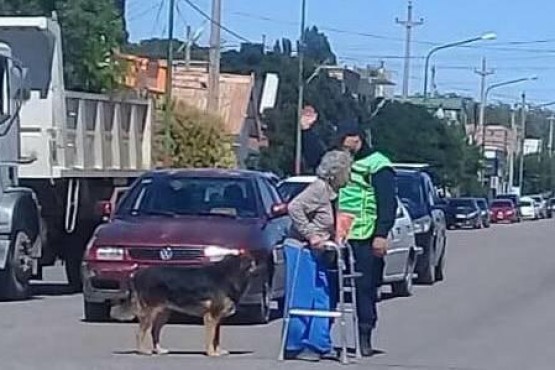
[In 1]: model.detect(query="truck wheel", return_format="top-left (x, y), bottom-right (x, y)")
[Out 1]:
top-left (0, 231), bottom-right (33, 300)
top-left (84, 300), bottom-right (111, 322)
top-left (65, 252), bottom-right (83, 293)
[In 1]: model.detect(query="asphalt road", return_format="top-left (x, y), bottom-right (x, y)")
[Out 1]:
top-left (1, 219), bottom-right (554, 370)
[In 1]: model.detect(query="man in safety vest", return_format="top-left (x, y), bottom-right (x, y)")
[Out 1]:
top-left (301, 107), bottom-right (396, 357)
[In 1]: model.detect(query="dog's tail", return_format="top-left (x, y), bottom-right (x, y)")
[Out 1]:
top-left (110, 279), bottom-right (137, 322)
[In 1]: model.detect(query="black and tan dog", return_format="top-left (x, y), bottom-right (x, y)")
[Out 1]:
top-left (111, 253), bottom-right (256, 357)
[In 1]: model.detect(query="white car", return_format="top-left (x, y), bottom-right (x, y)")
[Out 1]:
top-left (519, 197), bottom-right (538, 220)
top-left (278, 176), bottom-right (422, 297)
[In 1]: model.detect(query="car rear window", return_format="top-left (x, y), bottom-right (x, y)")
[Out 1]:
top-left (491, 200), bottom-right (513, 208)
top-left (117, 176), bottom-right (259, 218)
top-left (448, 199), bottom-right (475, 208)
top-left (520, 200), bottom-right (532, 207)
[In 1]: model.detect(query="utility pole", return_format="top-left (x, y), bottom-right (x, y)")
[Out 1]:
top-left (548, 115), bottom-right (555, 157)
top-left (476, 57), bottom-right (494, 149)
top-left (508, 106), bottom-right (516, 191)
top-left (185, 25), bottom-right (192, 69)
top-left (396, 0), bottom-right (423, 100)
top-left (207, 0), bottom-right (221, 113)
top-left (518, 92), bottom-right (527, 192)
top-left (163, 0), bottom-right (176, 164)
top-left (295, 0), bottom-right (307, 175)
top-left (430, 65), bottom-right (437, 97)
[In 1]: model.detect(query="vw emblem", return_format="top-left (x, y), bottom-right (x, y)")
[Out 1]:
top-left (159, 247), bottom-right (173, 261)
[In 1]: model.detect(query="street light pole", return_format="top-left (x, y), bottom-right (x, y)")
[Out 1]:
top-left (423, 33), bottom-right (496, 98)
top-left (295, 0), bottom-right (307, 175)
top-left (476, 76), bottom-right (537, 192)
top-left (163, 0), bottom-right (176, 164)
top-left (518, 92), bottom-right (527, 193)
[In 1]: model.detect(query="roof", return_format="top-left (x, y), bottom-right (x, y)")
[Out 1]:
top-left (171, 66), bottom-right (257, 136)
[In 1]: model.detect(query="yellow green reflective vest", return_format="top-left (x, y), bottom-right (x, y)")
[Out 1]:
top-left (338, 152), bottom-right (392, 240)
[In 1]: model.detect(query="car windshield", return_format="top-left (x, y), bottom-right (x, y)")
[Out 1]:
top-left (476, 200), bottom-right (488, 210)
top-left (396, 175), bottom-right (424, 206)
top-left (277, 181), bottom-right (310, 202)
top-left (448, 199), bottom-right (475, 209)
top-left (116, 176), bottom-right (259, 218)
top-left (491, 200), bottom-right (513, 208)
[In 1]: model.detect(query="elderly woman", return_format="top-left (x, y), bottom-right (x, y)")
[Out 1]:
top-left (283, 150), bottom-right (352, 362)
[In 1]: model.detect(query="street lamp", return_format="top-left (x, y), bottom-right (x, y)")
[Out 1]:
top-left (477, 76), bottom-right (537, 194)
top-left (423, 32), bottom-right (497, 97)
top-left (295, 0), bottom-right (307, 175)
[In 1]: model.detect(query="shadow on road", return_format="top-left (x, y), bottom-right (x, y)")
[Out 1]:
top-left (113, 350), bottom-right (253, 356)
top-left (30, 282), bottom-right (80, 297)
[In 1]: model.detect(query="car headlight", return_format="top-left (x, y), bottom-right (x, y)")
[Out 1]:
top-left (95, 247), bottom-right (125, 261)
top-left (413, 216), bottom-right (432, 234)
top-left (204, 246), bottom-right (241, 262)
top-left (468, 211), bottom-right (479, 219)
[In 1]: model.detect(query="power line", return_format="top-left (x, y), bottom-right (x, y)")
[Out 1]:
top-left (151, 0), bottom-right (166, 36)
top-left (127, 1), bottom-right (163, 21)
top-left (181, 0), bottom-right (251, 43)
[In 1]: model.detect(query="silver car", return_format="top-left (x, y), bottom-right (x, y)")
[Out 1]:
top-left (277, 176), bottom-right (422, 297)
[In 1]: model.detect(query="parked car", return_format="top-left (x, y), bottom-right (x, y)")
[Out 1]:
top-left (277, 176), bottom-right (422, 297)
top-left (529, 195), bottom-right (549, 218)
top-left (518, 197), bottom-right (538, 220)
top-left (445, 198), bottom-right (483, 229)
top-left (490, 199), bottom-right (519, 224)
top-left (475, 198), bottom-right (491, 228)
top-left (395, 168), bottom-right (447, 285)
top-left (495, 194), bottom-right (522, 222)
top-left (82, 169), bottom-right (291, 323)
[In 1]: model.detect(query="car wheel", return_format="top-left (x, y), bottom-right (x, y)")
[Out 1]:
top-left (83, 301), bottom-right (111, 322)
top-left (415, 238), bottom-right (435, 285)
top-left (242, 282), bottom-right (271, 324)
top-left (435, 248), bottom-right (446, 282)
top-left (391, 255), bottom-right (415, 297)
top-left (0, 231), bottom-right (33, 301)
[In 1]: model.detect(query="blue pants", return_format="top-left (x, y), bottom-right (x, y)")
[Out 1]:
top-left (283, 243), bottom-right (334, 354)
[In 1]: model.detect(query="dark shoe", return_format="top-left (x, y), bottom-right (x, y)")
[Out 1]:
top-left (359, 327), bottom-right (374, 357)
top-left (321, 349), bottom-right (339, 361)
top-left (295, 349), bottom-right (321, 362)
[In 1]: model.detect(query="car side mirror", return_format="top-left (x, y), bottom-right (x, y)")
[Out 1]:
top-left (270, 203), bottom-right (288, 218)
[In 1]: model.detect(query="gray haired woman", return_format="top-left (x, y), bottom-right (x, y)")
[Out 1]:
top-left (283, 150), bottom-right (352, 362)
top-left (288, 150), bottom-right (353, 248)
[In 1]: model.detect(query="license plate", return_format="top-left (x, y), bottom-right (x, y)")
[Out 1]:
top-left (456, 214), bottom-right (466, 219)
top-left (497, 213), bottom-right (504, 219)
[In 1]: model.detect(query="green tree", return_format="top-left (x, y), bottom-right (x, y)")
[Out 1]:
top-left (153, 102), bottom-right (236, 169)
top-left (0, 0), bottom-right (126, 92)
top-left (370, 101), bottom-right (482, 193)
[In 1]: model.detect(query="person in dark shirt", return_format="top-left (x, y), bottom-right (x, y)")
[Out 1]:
top-left (300, 107), bottom-right (396, 356)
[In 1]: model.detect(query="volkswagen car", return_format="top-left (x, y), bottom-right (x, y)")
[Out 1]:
top-left (82, 169), bottom-right (290, 323)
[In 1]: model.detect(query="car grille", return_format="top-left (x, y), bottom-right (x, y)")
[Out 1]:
top-left (128, 247), bottom-right (204, 262)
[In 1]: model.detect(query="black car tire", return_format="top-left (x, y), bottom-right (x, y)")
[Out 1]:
top-left (0, 231), bottom-right (33, 301)
top-left (435, 248), bottom-right (446, 282)
top-left (84, 301), bottom-right (111, 322)
top-left (415, 237), bottom-right (435, 285)
top-left (242, 282), bottom-right (271, 324)
top-left (392, 254), bottom-right (415, 297)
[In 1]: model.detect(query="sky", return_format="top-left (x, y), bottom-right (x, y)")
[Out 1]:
top-left (127, 0), bottom-right (555, 104)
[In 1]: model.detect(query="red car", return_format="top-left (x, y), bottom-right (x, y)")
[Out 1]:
top-left (82, 169), bottom-right (289, 323)
top-left (490, 199), bottom-right (519, 223)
